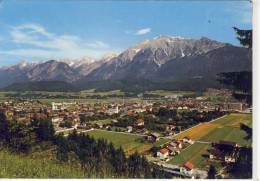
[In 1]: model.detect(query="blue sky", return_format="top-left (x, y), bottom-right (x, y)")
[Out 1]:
top-left (0, 0), bottom-right (252, 67)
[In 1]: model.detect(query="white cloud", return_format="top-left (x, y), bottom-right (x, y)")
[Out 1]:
top-left (225, 2), bottom-right (252, 24)
top-left (86, 40), bottom-right (109, 49)
top-left (0, 23), bottom-right (113, 60)
top-left (135, 28), bottom-right (151, 35)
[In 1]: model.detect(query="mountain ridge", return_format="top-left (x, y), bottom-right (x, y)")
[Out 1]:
top-left (0, 35), bottom-right (252, 91)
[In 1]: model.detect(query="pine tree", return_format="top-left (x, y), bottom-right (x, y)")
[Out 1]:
top-left (233, 27), bottom-right (252, 48)
top-left (208, 164), bottom-right (217, 179)
top-left (56, 134), bottom-right (69, 162)
top-left (0, 112), bottom-right (8, 141)
top-left (217, 27), bottom-right (252, 105)
top-left (33, 119), bottom-right (55, 141)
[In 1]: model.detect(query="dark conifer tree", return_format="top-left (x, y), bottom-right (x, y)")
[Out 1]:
top-left (33, 119), bottom-right (55, 141)
top-left (0, 112), bottom-right (8, 141)
top-left (56, 134), bottom-right (69, 162)
top-left (217, 27), bottom-right (252, 105)
top-left (208, 164), bottom-right (217, 179)
top-left (233, 27), bottom-right (252, 48)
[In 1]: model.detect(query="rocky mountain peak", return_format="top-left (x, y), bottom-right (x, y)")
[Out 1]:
top-left (0, 35), bottom-right (250, 91)
top-left (60, 57), bottom-right (96, 68)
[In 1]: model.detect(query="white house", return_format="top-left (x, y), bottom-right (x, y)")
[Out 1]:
top-left (224, 154), bottom-right (236, 163)
top-left (51, 117), bottom-right (63, 126)
top-left (183, 137), bottom-right (194, 144)
top-left (127, 126), bottom-right (133, 133)
top-left (157, 147), bottom-right (170, 160)
top-left (180, 162), bottom-right (194, 176)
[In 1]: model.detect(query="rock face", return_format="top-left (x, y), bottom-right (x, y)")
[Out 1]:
top-left (0, 35), bottom-right (252, 90)
top-left (86, 36), bottom-right (226, 80)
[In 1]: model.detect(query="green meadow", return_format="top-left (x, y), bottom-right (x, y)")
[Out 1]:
top-left (86, 130), bottom-right (169, 155)
top-left (168, 113), bottom-right (252, 168)
top-left (167, 143), bottom-right (210, 168)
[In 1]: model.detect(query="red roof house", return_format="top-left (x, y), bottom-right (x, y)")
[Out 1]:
top-left (183, 162), bottom-right (194, 170)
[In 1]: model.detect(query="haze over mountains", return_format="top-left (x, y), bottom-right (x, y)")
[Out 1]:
top-left (0, 35), bottom-right (252, 91)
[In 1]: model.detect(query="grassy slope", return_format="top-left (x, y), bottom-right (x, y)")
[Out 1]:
top-left (0, 150), bottom-right (86, 178)
top-left (198, 113), bottom-right (252, 146)
top-left (86, 130), bottom-right (152, 155)
top-left (199, 127), bottom-right (251, 147)
top-left (174, 113), bottom-right (252, 146)
top-left (86, 130), bottom-right (169, 155)
top-left (168, 113), bottom-right (252, 168)
top-left (213, 113), bottom-right (252, 127)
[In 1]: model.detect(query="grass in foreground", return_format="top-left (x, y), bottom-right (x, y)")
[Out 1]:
top-left (0, 150), bottom-right (85, 178)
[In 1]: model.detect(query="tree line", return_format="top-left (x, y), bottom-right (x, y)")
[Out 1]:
top-left (0, 111), bottom-right (171, 178)
top-left (0, 112), bottom-right (55, 153)
top-left (55, 130), bottom-right (172, 178)
top-left (112, 108), bottom-right (225, 132)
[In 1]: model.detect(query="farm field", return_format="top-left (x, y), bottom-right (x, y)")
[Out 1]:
top-left (38, 97), bottom-right (144, 105)
top-left (0, 150), bottom-right (86, 178)
top-left (145, 90), bottom-right (200, 97)
top-left (80, 89), bottom-right (124, 96)
top-left (0, 90), bottom-right (124, 97)
top-left (85, 130), bottom-right (168, 155)
top-left (174, 123), bottom-right (218, 140)
top-left (0, 90), bottom-right (169, 105)
top-left (0, 92), bottom-right (10, 102)
top-left (167, 143), bottom-right (211, 169)
top-left (174, 113), bottom-right (252, 146)
top-left (89, 119), bottom-right (113, 125)
top-left (86, 130), bottom-right (151, 155)
top-left (199, 126), bottom-right (251, 147)
top-left (167, 113), bottom-right (252, 169)
top-left (0, 90), bottom-right (138, 105)
top-left (212, 113), bottom-right (252, 127)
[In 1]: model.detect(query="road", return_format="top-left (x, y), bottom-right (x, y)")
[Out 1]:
top-left (195, 140), bottom-right (211, 144)
top-left (91, 128), bottom-right (148, 137)
top-left (57, 114), bottom-right (227, 146)
top-left (56, 115), bottom-right (228, 178)
top-left (55, 127), bottom-right (75, 133)
top-left (60, 127), bottom-right (149, 137)
top-left (156, 115), bottom-right (228, 177)
top-left (155, 162), bottom-right (208, 179)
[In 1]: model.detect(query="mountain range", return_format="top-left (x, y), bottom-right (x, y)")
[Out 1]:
top-left (0, 35), bottom-right (252, 91)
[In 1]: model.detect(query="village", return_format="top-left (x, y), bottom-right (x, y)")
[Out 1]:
top-left (0, 89), bottom-right (252, 179)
